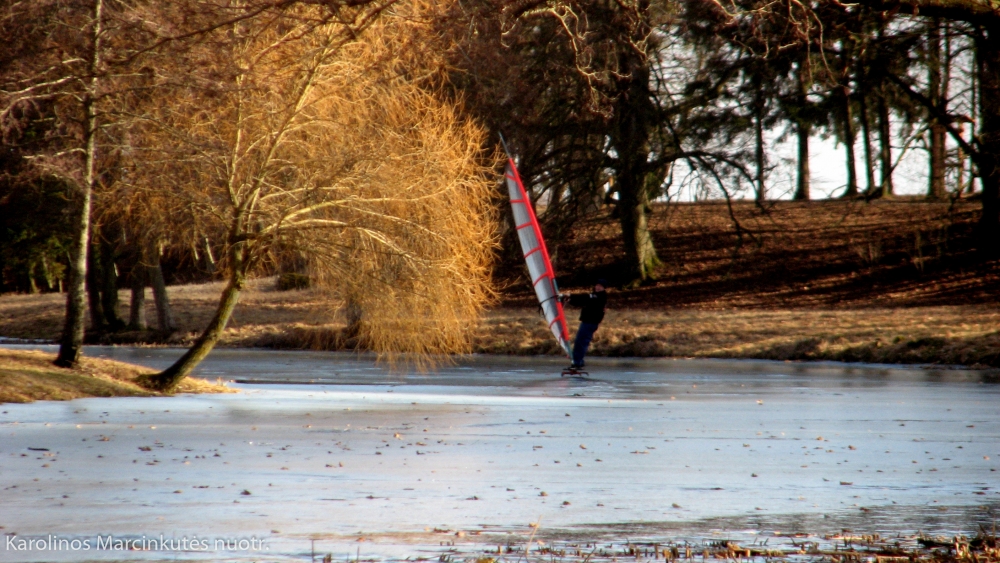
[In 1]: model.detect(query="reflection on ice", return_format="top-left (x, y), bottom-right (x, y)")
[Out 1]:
top-left (0, 346), bottom-right (998, 562)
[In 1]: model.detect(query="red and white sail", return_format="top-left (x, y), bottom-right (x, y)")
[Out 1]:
top-left (504, 158), bottom-right (573, 358)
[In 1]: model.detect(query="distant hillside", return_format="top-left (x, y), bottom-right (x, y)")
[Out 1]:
top-left (505, 199), bottom-right (1000, 309)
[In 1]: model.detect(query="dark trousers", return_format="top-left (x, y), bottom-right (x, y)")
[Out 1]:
top-left (572, 322), bottom-right (600, 367)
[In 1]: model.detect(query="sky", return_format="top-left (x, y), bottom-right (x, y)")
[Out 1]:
top-left (670, 126), bottom-right (951, 202)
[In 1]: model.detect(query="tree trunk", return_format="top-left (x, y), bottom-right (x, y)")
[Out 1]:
top-left (99, 235), bottom-right (124, 330)
top-left (795, 122), bottom-right (811, 201)
top-left (342, 295), bottom-right (363, 344)
top-left (976, 24), bottom-right (1000, 249)
top-left (928, 19), bottom-right (947, 200)
top-left (929, 125), bottom-right (947, 199)
top-left (27, 263), bottom-right (39, 294)
top-left (840, 82), bottom-right (859, 198)
top-left (859, 92), bottom-right (877, 196)
top-left (611, 49), bottom-right (660, 284)
top-left (877, 84), bottom-right (894, 197)
top-left (141, 244), bottom-right (247, 392)
top-left (968, 55), bottom-right (979, 195)
top-left (754, 86), bottom-right (767, 202)
top-left (201, 236), bottom-right (216, 275)
top-left (794, 57), bottom-right (811, 201)
top-left (616, 171), bottom-right (660, 284)
top-left (128, 261), bottom-right (147, 331)
top-left (56, 182), bottom-right (93, 367)
top-left (55, 0), bottom-right (102, 368)
top-left (86, 240), bottom-right (106, 332)
top-left (149, 249), bottom-right (176, 332)
top-left (41, 255), bottom-right (56, 292)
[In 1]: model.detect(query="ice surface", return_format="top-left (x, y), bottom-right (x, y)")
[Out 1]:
top-left (0, 346), bottom-right (997, 562)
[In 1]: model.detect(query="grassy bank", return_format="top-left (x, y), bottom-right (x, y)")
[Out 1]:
top-left (0, 349), bottom-right (230, 403)
top-left (2, 200), bottom-right (999, 368)
top-left (478, 306), bottom-right (1000, 367)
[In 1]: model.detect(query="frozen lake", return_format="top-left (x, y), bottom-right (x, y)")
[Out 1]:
top-left (1, 346), bottom-right (998, 562)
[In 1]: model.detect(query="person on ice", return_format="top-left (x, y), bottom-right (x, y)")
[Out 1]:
top-left (561, 279), bottom-right (608, 370)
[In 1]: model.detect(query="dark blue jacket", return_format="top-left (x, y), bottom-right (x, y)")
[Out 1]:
top-left (568, 290), bottom-right (607, 324)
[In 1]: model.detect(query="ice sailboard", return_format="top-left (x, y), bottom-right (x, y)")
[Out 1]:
top-left (502, 147), bottom-right (573, 361)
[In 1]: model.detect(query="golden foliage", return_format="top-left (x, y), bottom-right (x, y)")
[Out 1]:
top-left (119, 1), bottom-right (499, 363)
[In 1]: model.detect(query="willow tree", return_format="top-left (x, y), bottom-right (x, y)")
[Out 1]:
top-left (122, 2), bottom-right (497, 391)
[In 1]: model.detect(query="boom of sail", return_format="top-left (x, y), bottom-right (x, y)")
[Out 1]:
top-left (503, 156), bottom-right (573, 358)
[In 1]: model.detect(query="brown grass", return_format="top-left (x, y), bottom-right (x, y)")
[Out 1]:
top-left (0, 349), bottom-right (230, 404)
top-left (4, 200), bottom-right (1000, 368)
top-left (472, 306), bottom-right (1000, 367)
top-left (0, 277), bottom-right (338, 344)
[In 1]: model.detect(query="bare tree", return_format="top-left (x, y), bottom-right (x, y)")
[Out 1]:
top-left (115, 2), bottom-right (497, 391)
top-left (0, 0), bottom-right (115, 366)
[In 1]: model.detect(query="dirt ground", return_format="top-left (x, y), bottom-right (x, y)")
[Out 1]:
top-left (2, 199), bottom-right (999, 367)
top-left (546, 198), bottom-right (1000, 309)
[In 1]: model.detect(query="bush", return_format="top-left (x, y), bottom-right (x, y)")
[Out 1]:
top-left (276, 273), bottom-right (310, 291)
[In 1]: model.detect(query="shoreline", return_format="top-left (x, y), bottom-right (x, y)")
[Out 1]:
top-left (4, 338), bottom-right (998, 371)
top-left (3, 279), bottom-right (1000, 399)
top-left (2, 342), bottom-right (997, 406)
top-left (0, 348), bottom-right (230, 404)
top-left (3, 333), bottom-right (999, 370)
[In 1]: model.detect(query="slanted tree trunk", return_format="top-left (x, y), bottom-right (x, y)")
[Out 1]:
top-left (928, 19), bottom-right (947, 200)
top-left (55, 0), bottom-right (103, 368)
top-left (201, 236), bottom-right (216, 276)
top-left (141, 242), bottom-right (248, 392)
top-left (42, 255), bottom-right (58, 292)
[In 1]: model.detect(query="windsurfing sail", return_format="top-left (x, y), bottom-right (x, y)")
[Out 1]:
top-left (503, 153), bottom-right (573, 358)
